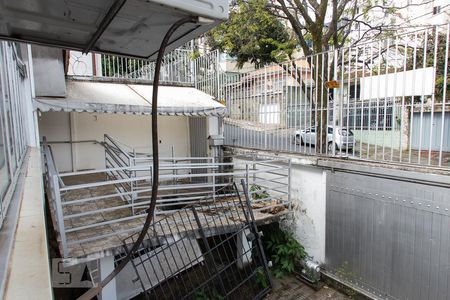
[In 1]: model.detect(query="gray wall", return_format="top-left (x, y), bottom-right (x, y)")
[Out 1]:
top-left (325, 169), bottom-right (450, 300)
top-left (31, 45), bottom-right (66, 97)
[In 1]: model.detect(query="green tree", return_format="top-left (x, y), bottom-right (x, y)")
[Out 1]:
top-left (406, 30), bottom-right (449, 102)
top-left (206, 0), bottom-right (296, 68)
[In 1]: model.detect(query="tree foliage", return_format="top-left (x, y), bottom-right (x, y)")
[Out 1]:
top-left (206, 0), bottom-right (295, 68)
top-left (406, 31), bottom-right (450, 101)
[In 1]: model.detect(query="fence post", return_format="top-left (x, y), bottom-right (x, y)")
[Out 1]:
top-left (216, 50), bottom-right (220, 99)
top-left (212, 156), bottom-right (216, 201)
top-left (52, 175), bottom-right (68, 257)
top-left (252, 153), bottom-right (256, 184)
top-left (264, 66), bottom-right (268, 149)
top-left (288, 159), bottom-right (292, 210)
top-left (245, 163), bottom-right (250, 200)
top-left (193, 55), bottom-right (198, 89)
top-left (130, 153), bottom-right (135, 215)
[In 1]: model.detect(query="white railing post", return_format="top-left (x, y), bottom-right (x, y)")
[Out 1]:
top-left (194, 55), bottom-right (198, 89)
top-left (216, 50), bottom-right (220, 99)
top-left (245, 163), bottom-right (250, 200)
top-left (52, 175), bottom-right (68, 257)
top-left (212, 156), bottom-right (216, 201)
top-left (264, 66), bottom-right (268, 149)
top-left (288, 159), bottom-right (292, 210)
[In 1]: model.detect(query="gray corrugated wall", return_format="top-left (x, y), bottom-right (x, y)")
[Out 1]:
top-left (325, 170), bottom-right (450, 300)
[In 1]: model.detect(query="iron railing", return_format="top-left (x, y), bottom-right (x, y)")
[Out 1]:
top-left (194, 49), bottom-right (221, 98)
top-left (68, 48), bottom-right (195, 85)
top-left (67, 47), bottom-right (223, 92)
top-left (223, 24), bottom-right (450, 169)
top-left (43, 136), bottom-right (291, 258)
top-left (119, 181), bottom-right (272, 300)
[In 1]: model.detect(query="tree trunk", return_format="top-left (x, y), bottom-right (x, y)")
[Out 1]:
top-left (312, 54), bottom-right (329, 154)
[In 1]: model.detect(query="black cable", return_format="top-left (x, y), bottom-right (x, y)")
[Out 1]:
top-left (78, 15), bottom-right (198, 300)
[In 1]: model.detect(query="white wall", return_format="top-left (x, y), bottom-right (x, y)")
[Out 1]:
top-left (67, 51), bottom-right (102, 77)
top-left (289, 163), bottom-right (326, 263)
top-left (234, 154), bottom-right (327, 264)
top-left (360, 67), bottom-right (435, 100)
top-left (38, 111), bottom-right (73, 172)
top-left (39, 112), bottom-right (190, 172)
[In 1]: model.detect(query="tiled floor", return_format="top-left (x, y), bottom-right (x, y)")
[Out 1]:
top-left (49, 173), bottom-right (290, 258)
top-left (265, 276), bottom-right (348, 300)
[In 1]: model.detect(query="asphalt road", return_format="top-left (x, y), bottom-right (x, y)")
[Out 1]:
top-left (224, 124), bottom-right (317, 154)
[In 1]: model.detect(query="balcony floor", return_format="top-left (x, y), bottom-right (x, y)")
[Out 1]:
top-left (48, 173), bottom-right (289, 259)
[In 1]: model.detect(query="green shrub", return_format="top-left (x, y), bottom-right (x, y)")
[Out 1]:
top-left (264, 224), bottom-right (306, 278)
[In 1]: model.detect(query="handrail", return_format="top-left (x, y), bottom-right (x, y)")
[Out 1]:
top-left (104, 134), bottom-right (132, 160)
top-left (42, 138), bottom-right (68, 257)
top-left (43, 134), bottom-right (292, 258)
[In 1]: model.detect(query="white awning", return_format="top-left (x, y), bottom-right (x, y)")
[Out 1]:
top-left (34, 81), bottom-right (226, 117)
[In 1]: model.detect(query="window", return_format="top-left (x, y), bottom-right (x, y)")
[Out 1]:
top-left (433, 6), bottom-right (441, 15)
top-left (0, 42), bottom-right (29, 228)
top-left (349, 84), bottom-right (361, 100)
top-left (0, 75), bottom-right (10, 198)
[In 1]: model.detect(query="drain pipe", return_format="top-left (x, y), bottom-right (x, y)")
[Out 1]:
top-left (78, 16), bottom-right (200, 300)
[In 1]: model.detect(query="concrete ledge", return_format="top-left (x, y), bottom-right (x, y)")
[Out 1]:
top-left (316, 159), bottom-right (450, 187)
top-left (4, 148), bottom-right (53, 300)
top-left (226, 146), bottom-right (450, 180)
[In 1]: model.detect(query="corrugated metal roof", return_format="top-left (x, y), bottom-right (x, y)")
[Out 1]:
top-left (0, 0), bottom-right (228, 59)
top-left (34, 81), bottom-right (226, 116)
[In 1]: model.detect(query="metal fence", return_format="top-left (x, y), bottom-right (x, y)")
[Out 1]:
top-left (68, 48), bottom-right (195, 85)
top-left (120, 181), bottom-right (272, 300)
top-left (43, 136), bottom-right (291, 258)
top-left (68, 47), bottom-right (224, 92)
top-left (194, 49), bottom-right (221, 98)
top-left (223, 24), bottom-right (450, 169)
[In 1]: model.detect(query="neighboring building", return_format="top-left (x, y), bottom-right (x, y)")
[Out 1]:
top-left (224, 60), bottom-right (314, 130)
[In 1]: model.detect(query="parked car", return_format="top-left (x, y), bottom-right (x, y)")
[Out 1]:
top-left (293, 126), bottom-right (355, 151)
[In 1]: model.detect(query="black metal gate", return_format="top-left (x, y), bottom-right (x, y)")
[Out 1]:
top-left (121, 182), bottom-right (272, 300)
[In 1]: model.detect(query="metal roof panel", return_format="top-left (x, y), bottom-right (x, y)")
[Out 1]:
top-left (0, 0), bottom-right (228, 59)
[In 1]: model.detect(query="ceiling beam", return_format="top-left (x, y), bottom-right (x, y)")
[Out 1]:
top-left (83, 0), bottom-right (127, 53)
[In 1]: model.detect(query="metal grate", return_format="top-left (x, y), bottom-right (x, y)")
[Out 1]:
top-left (120, 181), bottom-right (272, 300)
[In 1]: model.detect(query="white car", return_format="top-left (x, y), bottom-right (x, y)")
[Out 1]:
top-left (293, 126), bottom-right (355, 151)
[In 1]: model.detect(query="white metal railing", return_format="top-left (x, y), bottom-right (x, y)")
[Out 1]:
top-left (223, 24), bottom-right (450, 169)
top-left (67, 47), bottom-right (223, 92)
top-left (68, 48), bottom-right (195, 85)
top-left (42, 139), bottom-right (68, 256)
top-left (194, 49), bottom-right (221, 98)
top-left (43, 135), bottom-right (291, 258)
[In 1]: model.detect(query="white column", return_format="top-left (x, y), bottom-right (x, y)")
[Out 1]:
top-left (237, 229), bottom-right (252, 269)
top-left (99, 256), bottom-right (117, 300)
